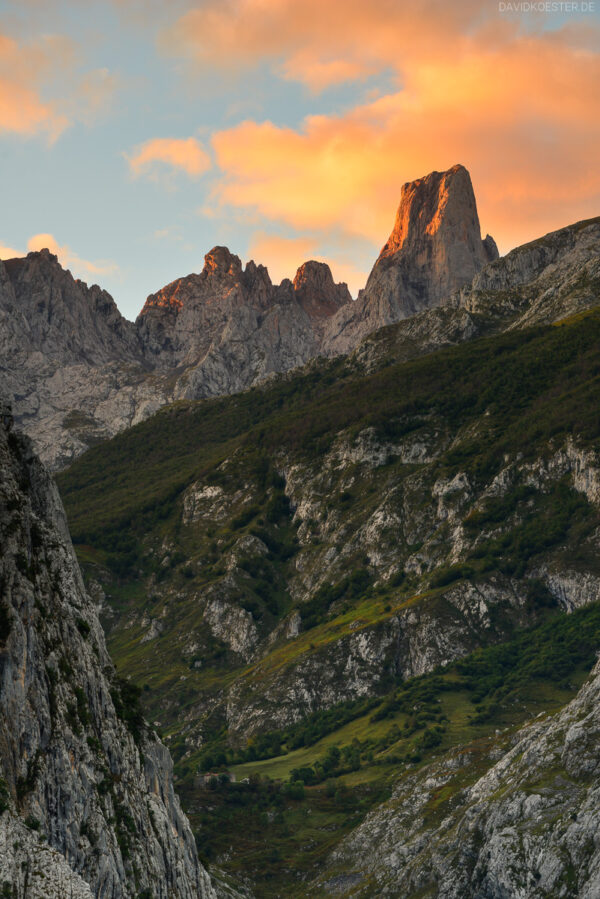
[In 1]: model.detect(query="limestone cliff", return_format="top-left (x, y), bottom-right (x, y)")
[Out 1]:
top-left (322, 164), bottom-right (498, 354)
top-left (0, 250), bottom-right (141, 365)
top-left (0, 402), bottom-right (215, 898)
top-left (0, 247), bottom-right (350, 467)
top-left (136, 247), bottom-right (350, 402)
top-left (315, 656), bottom-right (600, 897)
top-left (2, 170), bottom-right (600, 472)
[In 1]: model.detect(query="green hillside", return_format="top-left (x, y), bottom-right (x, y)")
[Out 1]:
top-left (57, 306), bottom-right (600, 894)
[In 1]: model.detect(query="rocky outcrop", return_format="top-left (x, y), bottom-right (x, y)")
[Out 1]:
top-left (345, 215), bottom-right (600, 375)
top-left (315, 656), bottom-right (600, 897)
top-left (0, 247), bottom-right (350, 467)
top-left (291, 261), bottom-right (351, 336)
top-left (452, 215), bottom-right (600, 329)
top-left (0, 402), bottom-right (215, 898)
top-left (136, 248), bottom-right (352, 401)
top-left (322, 164), bottom-right (498, 354)
top-left (0, 250), bottom-right (141, 365)
top-left (1, 174), bottom-right (599, 471)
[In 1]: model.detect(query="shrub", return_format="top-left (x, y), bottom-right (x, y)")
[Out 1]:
top-left (284, 780), bottom-right (305, 800)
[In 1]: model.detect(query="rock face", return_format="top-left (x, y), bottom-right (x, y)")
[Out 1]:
top-left (371, 163), bottom-right (497, 307)
top-left (2, 168), bottom-right (600, 471)
top-left (0, 250), bottom-right (141, 365)
top-left (0, 247), bottom-right (351, 467)
top-left (0, 402), bottom-right (215, 898)
top-left (315, 656), bottom-right (600, 897)
top-left (291, 260), bottom-right (351, 334)
top-left (136, 247), bottom-right (351, 402)
top-left (322, 164), bottom-right (498, 354)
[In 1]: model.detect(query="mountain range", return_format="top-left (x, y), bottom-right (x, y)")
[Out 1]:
top-left (1, 164), bottom-right (502, 469)
top-left (2, 164), bottom-right (600, 897)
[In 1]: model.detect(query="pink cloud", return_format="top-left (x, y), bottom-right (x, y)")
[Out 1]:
top-left (126, 137), bottom-right (212, 180)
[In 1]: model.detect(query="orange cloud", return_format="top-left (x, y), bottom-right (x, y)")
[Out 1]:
top-left (26, 234), bottom-right (119, 279)
top-left (126, 137), bottom-right (211, 179)
top-left (248, 233), bottom-right (367, 296)
top-left (0, 34), bottom-right (69, 139)
top-left (0, 31), bottom-right (120, 140)
top-left (1, 233), bottom-right (118, 279)
top-left (0, 242), bottom-right (21, 260)
top-left (163, 0), bottom-right (487, 89)
top-left (211, 26), bottom-right (600, 255)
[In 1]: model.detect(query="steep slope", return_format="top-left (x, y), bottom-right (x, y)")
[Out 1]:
top-left (0, 251), bottom-right (164, 470)
top-left (0, 401), bottom-right (215, 898)
top-left (56, 305), bottom-right (600, 894)
top-left (323, 164), bottom-right (498, 354)
top-left (313, 655), bottom-right (600, 897)
top-left (57, 303), bottom-right (600, 754)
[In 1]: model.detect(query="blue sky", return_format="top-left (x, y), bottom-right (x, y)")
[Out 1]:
top-left (1, 0), bottom-right (598, 320)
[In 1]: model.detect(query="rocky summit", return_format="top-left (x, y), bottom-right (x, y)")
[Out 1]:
top-left (322, 164), bottom-right (498, 354)
top-left (0, 243), bottom-right (352, 468)
top-left (0, 164), bottom-right (504, 470)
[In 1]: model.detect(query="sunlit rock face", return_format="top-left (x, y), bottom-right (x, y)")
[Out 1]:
top-left (136, 246), bottom-right (277, 369)
top-left (136, 247), bottom-right (352, 371)
top-left (322, 164), bottom-right (498, 354)
top-left (373, 163), bottom-right (498, 305)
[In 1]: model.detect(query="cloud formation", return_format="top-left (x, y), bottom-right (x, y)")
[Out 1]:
top-left (0, 233), bottom-right (118, 281)
top-left (163, 0), bottom-right (485, 89)
top-left (0, 30), bottom-right (120, 141)
top-left (206, 8), bottom-right (600, 254)
top-left (0, 34), bottom-right (69, 139)
top-left (248, 233), bottom-right (368, 296)
top-left (126, 137), bottom-right (211, 180)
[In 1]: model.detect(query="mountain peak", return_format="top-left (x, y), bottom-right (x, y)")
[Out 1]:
top-left (32, 247), bottom-right (59, 262)
top-left (365, 163), bottom-right (498, 312)
top-left (380, 164), bottom-right (485, 261)
top-left (293, 259), bottom-right (335, 290)
top-left (292, 260), bottom-right (352, 320)
top-left (203, 246), bottom-right (243, 279)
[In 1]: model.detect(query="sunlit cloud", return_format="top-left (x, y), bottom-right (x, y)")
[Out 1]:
top-left (27, 233), bottom-right (119, 279)
top-left (0, 31), bottom-right (121, 140)
top-left (126, 136), bottom-right (212, 180)
top-left (0, 34), bottom-right (69, 140)
top-left (0, 242), bottom-right (22, 260)
top-left (0, 233), bottom-right (118, 280)
top-left (211, 24), bottom-right (600, 255)
top-left (248, 233), bottom-right (368, 296)
top-left (163, 0), bottom-right (487, 89)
